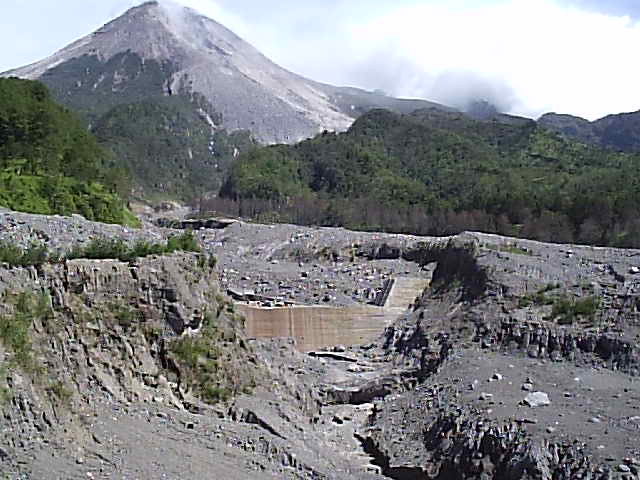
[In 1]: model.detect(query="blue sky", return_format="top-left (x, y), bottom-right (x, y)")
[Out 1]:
top-left (2, 0), bottom-right (640, 119)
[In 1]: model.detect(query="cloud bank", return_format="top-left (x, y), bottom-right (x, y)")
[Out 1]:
top-left (161, 0), bottom-right (640, 120)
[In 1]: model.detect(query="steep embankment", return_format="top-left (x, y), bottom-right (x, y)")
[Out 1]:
top-left (316, 232), bottom-right (640, 479)
top-left (0, 230), bottom-right (259, 476)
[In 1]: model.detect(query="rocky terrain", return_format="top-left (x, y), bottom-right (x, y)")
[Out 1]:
top-left (1, 209), bottom-right (640, 479)
top-left (201, 221), bottom-right (427, 306)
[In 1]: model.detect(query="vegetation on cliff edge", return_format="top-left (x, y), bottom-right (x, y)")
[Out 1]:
top-left (0, 231), bottom-right (202, 267)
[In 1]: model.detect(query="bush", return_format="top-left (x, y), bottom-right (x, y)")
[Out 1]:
top-left (201, 385), bottom-right (231, 403)
top-left (0, 241), bottom-right (50, 267)
top-left (0, 234), bottom-right (203, 267)
top-left (167, 312), bottom-right (249, 405)
top-left (0, 365), bottom-right (9, 405)
top-left (166, 231), bottom-right (201, 253)
top-left (0, 241), bottom-right (22, 266)
top-left (79, 237), bottom-right (129, 260)
top-left (130, 239), bottom-right (165, 259)
top-left (47, 380), bottom-right (72, 404)
top-left (0, 291), bottom-right (51, 375)
top-left (550, 296), bottom-right (600, 325)
top-left (67, 232), bottom-right (201, 262)
top-left (21, 243), bottom-right (49, 266)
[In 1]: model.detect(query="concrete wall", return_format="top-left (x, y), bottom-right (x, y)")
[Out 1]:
top-left (240, 277), bottom-right (430, 351)
top-left (239, 304), bottom-right (397, 352)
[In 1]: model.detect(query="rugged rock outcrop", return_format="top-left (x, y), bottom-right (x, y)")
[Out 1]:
top-left (3, 212), bottom-right (640, 479)
top-left (0, 251), bottom-right (259, 476)
top-left (337, 232), bottom-right (640, 480)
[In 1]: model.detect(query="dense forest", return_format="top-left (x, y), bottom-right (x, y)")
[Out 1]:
top-left (0, 78), bottom-right (136, 225)
top-left (216, 108), bottom-right (640, 247)
top-left (92, 96), bottom-right (253, 200)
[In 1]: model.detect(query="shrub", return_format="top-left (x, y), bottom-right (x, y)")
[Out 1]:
top-left (0, 241), bottom-right (22, 266)
top-left (74, 237), bottom-right (129, 260)
top-left (0, 291), bottom-right (50, 375)
top-left (20, 243), bottom-right (49, 266)
top-left (518, 283), bottom-right (563, 308)
top-left (130, 239), bottom-right (164, 259)
top-left (0, 365), bottom-right (9, 405)
top-left (167, 311), bottom-right (251, 405)
top-left (110, 302), bottom-right (143, 332)
top-left (0, 241), bottom-right (50, 267)
top-left (166, 231), bottom-right (201, 253)
top-left (47, 380), bottom-right (72, 404)
top-left (68, 232), bottom-right (202, 262)
top-left (550, 295), bottom-right (600, 325)
top-left (201, 385), bottom-right (231, 403)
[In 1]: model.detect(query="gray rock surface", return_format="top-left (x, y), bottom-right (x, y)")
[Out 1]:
top-left (524, 392), bottom-right (551, 408)
top-left (2, 210), bottom-right (640, 479)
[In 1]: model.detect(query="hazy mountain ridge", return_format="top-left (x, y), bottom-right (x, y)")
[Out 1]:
top-left (540, 110), bottom-right (640, 152)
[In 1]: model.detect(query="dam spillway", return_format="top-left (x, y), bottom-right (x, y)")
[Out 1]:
top-left (240, 277), bottom-right (430, 351)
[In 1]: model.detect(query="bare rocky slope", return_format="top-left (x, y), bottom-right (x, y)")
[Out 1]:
top-left (2, 1), bottom-right (447, 145)
top-left (1, 210), bottom-right (640, 479)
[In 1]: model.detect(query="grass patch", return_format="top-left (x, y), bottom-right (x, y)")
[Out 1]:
top-left (502, 243), bottom-right (532, 256)
top-left (486, 243), bottom-right (532, 256)
top-left (68, 231), bottom-right (201, 262)
top-left (0, 241), bottom-right (52, 267)
top-left (549, 295), bottom-right (600, 325)
top-left (0, 291), bottom-right (51, 376)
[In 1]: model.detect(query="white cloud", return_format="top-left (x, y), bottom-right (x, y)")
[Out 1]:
top-left (171, 0), bottom-right (640, 120)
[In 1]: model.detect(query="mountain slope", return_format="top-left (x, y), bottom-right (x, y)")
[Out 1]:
top-left (219, 108), bottom-right (640, 247)
top-left (2, 1), bottom-right (449, 200)
top-left (0, 78), bottom-right (135, 224)
top-left (3, 1), bottom-right (447, 144)
top-left (540, 110), bottom-right (640, 152)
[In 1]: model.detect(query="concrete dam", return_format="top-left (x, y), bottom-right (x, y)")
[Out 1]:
top-left (239, 277), bottom-right (430, 351)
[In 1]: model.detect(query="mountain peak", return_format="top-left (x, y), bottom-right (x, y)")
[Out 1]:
top-left (2, 2), bottom-right (447, 143)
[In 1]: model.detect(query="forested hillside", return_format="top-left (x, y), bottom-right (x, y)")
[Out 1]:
top-left (91, 94), bottom-right (253, 199)
top-left (218, 109), bottom-right (640, 247)
top-left (0, 78), bottom-right (136, 225)
top-left (40, 52), bottom-right (255, 200)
